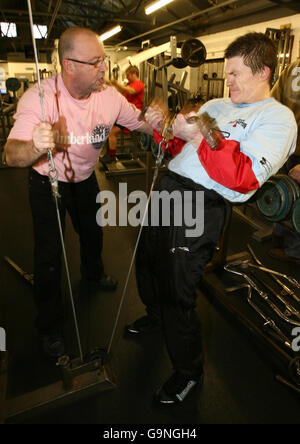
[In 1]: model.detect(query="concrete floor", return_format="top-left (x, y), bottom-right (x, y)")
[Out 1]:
top-left (0, 162), bottom-right (299, 425)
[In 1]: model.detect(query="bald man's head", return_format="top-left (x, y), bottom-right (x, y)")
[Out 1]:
top-left (58, 27), bottom-right (99, 67)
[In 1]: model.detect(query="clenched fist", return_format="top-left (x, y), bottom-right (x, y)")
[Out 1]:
top-left (172, 112), bottom-right (204, 148)
top-left (144, 98), bottom-right (169, 133)
top-left (32, 122), bottom-right (55, 153)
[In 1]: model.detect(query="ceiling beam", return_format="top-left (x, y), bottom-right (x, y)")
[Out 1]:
top-left (186, 0), bottom-right (205, 10)
top-left (48, 0), bottom-right (54, 12)
top-left (0, 9), bottom-right (151, 24)
top-left (165, 7), bottom-right (181, 20)
top-left (0, 8), bottom-right (17, 52)
top-left (118, 0), bottom-right (130, 14)
top-left (116, 0), bottom-right (240, 46)
top-left (133, 0), bottom-right (144, 15)
top-left (268, 0), bottom-right (300, 12)
top-left (45, 0), bottom-right (62, 44)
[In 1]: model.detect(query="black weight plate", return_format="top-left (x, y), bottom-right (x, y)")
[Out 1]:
top-left (287, 176), bottom-right (300, 200)
top-left (256, 180), bottom-right (283, 219)
top-left (6, 77), bottom-right (21, 92)
top-left (282, 177), bottom-right (296, 217)
top-left (272, 179), bottom-right (293, 221)
top-left (181, 39), bottom-right (207, 68)
top-left (278, 174), bottom-right (300, 203)
top-left (269, 180), bottom-right (286, 221)
top-left (281, 175), bottom-right (297, 205)
top-left (172, 57), bottom-right (188, 69)
top-left (291, 199), bottom-right (300, 234)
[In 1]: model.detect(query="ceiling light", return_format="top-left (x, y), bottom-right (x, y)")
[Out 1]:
top-left (145, 0), bottom-right (175, 15)
top-left (100, 25), bottom-right (122, 42)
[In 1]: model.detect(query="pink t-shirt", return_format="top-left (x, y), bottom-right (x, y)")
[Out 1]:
top-left (8, 74), bottom-right (144, 182)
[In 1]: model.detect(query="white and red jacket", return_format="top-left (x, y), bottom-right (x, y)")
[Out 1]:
top-left (155, 97), bottom-right (297, 203)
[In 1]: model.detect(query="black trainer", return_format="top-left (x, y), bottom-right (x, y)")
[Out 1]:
top-left (125, 315), bottom-right (160, 335)
top-left (40, 332), bottom-right (65, 359)
top-left (86, 273), bottom-right (118, 292)
top-left (155, 371), bottom-right (203, 404)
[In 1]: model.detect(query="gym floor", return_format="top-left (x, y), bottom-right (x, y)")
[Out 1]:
top-left (0, 159), bottom-right (300, 425)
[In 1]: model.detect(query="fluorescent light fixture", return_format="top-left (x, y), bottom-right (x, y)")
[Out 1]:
top-left (100, 25), bottom-right (122, 42)
top-left (145, 0), bottom-right (175, 15)
top-left (0, 22), bottom-right (17, 38)
top-left (33, 25), bottom-right (48, 39)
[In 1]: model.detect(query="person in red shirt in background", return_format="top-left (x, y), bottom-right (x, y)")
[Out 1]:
top-left (102, 65), bottom-right (145, 163)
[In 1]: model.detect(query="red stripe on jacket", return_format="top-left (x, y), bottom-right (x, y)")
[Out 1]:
top-left (153, 129), bottom-right (185, 157)
top-left (153, 130), bottom-right (260, 194)
top-left (197, 138), bottom-right (259, 194)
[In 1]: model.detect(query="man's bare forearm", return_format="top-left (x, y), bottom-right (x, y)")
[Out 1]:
top-left (119, 84), bottom-right (136, 95)
top-left (112, 81), bottom-right (136, 96)
top-left (4, 139), bottom-right (45, 168)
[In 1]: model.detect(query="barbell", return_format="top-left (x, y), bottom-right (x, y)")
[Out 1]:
top-left (172, 38), bottom-right (207, 69)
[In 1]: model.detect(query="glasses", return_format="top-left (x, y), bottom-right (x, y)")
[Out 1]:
top-left (66, 56), bottom-right (107, 68)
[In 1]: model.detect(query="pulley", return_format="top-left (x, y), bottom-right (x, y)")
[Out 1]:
top-left (181, 38), bottom-right (207, 68)
top-left (6, 77), bottom-right (21, 92)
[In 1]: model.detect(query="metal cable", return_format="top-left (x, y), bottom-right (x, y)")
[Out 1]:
top-left (107, 141), bottom-right (165, 355)
top-left (27, 0), bottom-right (84, 362)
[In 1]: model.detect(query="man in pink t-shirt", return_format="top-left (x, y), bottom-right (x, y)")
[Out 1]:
top-left (102, 65), bottom-right (145, 163)
top-left (4, 27), bottom-right (154, 358)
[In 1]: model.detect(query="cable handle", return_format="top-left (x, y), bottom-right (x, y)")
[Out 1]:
top-left (27, 0), bottom-right (60, 199)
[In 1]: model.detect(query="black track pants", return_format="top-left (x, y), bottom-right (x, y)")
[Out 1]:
top-left (136, 171), bottom-right (229, 377)
top-left (29, 169), bottom-right (104, 334)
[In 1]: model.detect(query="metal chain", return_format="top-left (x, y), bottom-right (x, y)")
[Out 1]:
top-left (47, 150), bottom-right (60, 198)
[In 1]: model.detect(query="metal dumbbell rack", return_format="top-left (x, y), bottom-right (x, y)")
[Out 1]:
top-left (202, 205), bottom-right (300, 395)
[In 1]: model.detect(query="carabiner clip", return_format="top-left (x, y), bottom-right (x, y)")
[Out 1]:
top-left (156, 139), bottom-right (166, 167)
